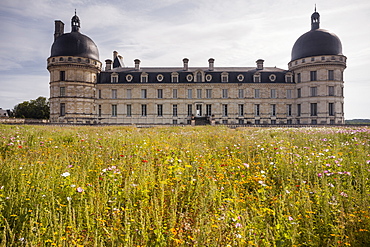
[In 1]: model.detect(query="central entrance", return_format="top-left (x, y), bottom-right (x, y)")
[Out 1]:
top-left (196, 104), bottom-right (202, 117)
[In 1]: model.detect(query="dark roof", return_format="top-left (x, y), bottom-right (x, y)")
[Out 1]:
top-left (291, 28), bottom-right (342, 61)
top-left (51, 32), bottom-right (99, 60)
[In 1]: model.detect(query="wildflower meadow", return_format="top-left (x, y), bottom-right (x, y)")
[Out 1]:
top-left (0, 125), bottom-right (369, 246)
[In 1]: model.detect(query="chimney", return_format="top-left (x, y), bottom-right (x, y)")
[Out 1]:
top-left (105, 59), bottom-right (112, 71)
top-left (54, 20), bottom-right (64, 41)
top-left (134, 59), bottom-right (141, 70)
top-left (256, 59), bottom-right (264, 70)
top-left (183, 58), bottom-right (189, 71)
top-left (208, 58), bottom-right (215, 71)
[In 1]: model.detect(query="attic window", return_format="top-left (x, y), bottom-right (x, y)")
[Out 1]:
top-left (68, 57), bottom-right (72, 61)
top-left (205, 74), bottom-right (212, 82)
top-left (111, 74), bottom-right (118, 83)
top-left (237, 74), bottom-right (244, 82)
top-left (171, 72), bottom-right (179, 83)
top-left (253, 74), bottom-right (261, 83)
top-left (186, 74), bottom-right (193, 82)
top-left (141, 73), bottom-right (148, 83)
top-left (269, 74), bottom-right (276, 82)
top-left (126, 74), bottom-right (133, 82)
top-left (221, 72), bottom-right (229, 83)
top-left (157, 74), bottom-right (164, 82)
top-left (59, 57), bottom-right (64, 61)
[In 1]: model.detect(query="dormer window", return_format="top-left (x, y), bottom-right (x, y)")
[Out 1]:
top-left (221, 72), bottom-right (229, 83)
top-left (254, 73), bottom-right (261, 83)
top-left (111, 73), bottom-right (118, 83)
top-left (196, 71), bottom-right (203, 82)
top-left (237, 74), bottom-right (244, 82)
top-left (285, 73), bottom-right (292, 83)
top-left (171, 72), bottom-right (179, 83)
top-left (269, 74), bottom-right (276, 82)
top-left (141, 73), bottom-right (148, 83)
top-left (205, 74), bottom-right (212, 82)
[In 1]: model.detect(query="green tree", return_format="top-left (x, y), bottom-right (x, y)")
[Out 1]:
top-left (14, 97), bottom-right (50, 119)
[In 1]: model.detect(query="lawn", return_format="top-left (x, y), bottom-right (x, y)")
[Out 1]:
top-left (0, 125), bottom-right (369, 246)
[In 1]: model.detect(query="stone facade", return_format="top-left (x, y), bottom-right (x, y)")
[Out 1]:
top-left (48, 10), bottom-right (346, 125)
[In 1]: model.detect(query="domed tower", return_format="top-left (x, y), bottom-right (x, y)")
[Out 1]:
top-left (289, 8), bottom-right (346, 124)
top-left (47, 11), bottom-right (102, 124)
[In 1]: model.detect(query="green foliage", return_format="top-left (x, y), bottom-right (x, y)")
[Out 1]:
top-left (14, 96), bottom-right (49, 119)
top-left (0, 126), bottom-right (369, 246)
top-left (345, 119), bottom-right (370, 125)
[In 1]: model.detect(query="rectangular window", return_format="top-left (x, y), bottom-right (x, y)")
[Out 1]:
top-left (287, 104), bottom-right (292, 116)
top-left (221, 74), bottom-right (228, 82)
top-left (254, 75), bottom-right (260, 83)
top-left (98, 105), bottom-right (101, 117)
top-left (60, 87), bottom-right (65, 96)
top-left (141, 104), bottom-right (147, 117)
top-left (60, 103), bottom-right (65, 116)
top-left (310, 87), bottom-right (317, 97)
top-left (238, 104), bottom-right (244, 116)
top-left (126, 89), bottom-right (132, 99)
top-left (126, 105), bottom-right (132, 117)
top-left (111, 76), bottom-right (118, 83)
top-left (98, 89), bottom-right (102, 99)
top-left (206, 89), bottom-right (212, 99)
top-left (157, 89), bottom-right (163, 99)
top-left (286, 89), bottom-right (292, 99)
top-left (196, 104), bottom-right (202, 116)
top-left (173, 89), bottom-right (178, 99)
top-left (297, 104), bottom-right (301, 116)
top-left (310, 71), bottom-right (317, 81)
top-left (297, 73), bottom-right (301, 83)
top-left (222, 104), bottom-right (228, 117)
top-left (286, 76), bottom-right (292, 83)
top-left (297, 88), bottom-right (301, 98)
top-left (255, 104), bottom-right (260, 116)
top-left (310, 103), bottom-right (317, 116)
top-left (328, 86), bottom-right (335, 96)
top-left (329, 103), bottom-right (335, 116)
top-left (187, 89), bottom-right (192, 99)
top-left (255, 119), bottom-right (260, 124)
top-left (206, 104), bottom-right (212, 116)
top-left (112, 105), bottom-right (117, 117)
top-left (187, 104), bottom-right (192, 116)
top-left (271, 89), bottom-right (276, 98)
top-left (271, 104), bottom-right (276, 116)
top-left (173, 105), bottom-right (178, 117)
top-left (112, 89), bottom-right (117, 99)
top-left (222, 89), bottom-right (228, 98)
top-left (238, 89), bottom-right (244, 98)
top-left (197, 89), bottom-right (202, 99)
top-left (141, 75), bottom-right (147, 83)
top-left (173, 119), bottom-right (178, 124)
top-left (60, 71), bottom-right (65, 81)
top-left (172, 74), bottom-right (178, 83)
top-left (328, 70), bottom-right (334, 80)
top-left (271, 120), bottom-right (276, 125)
top-left (254, 89), bottom-right (260, 98)
top-left (141, 89), bottom-right (147, 99)
top-left (157, 104), bottom-right (163, 116)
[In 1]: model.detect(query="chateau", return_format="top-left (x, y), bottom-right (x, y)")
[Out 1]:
top-left (47, 9), bottom-right (346, 125)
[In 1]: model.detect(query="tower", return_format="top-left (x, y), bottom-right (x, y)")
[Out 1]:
top-left (289, 8), bottom-right (346, 124)
top-left (47, 12), bottom-right (102, 124)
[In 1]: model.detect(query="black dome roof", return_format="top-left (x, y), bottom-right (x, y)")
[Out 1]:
top-left (51, 32), bottom-right (99, 60)
top-left (50, 13), bottom-right (99, 61)
top-left (291, 10), bottom-right (342, 61)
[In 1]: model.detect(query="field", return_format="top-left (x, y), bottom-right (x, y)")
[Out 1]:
top-left (0, 125), bottom-right (369, 246)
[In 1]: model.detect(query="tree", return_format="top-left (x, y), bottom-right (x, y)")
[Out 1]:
top-left (14, 97), bottom-right (50, 119)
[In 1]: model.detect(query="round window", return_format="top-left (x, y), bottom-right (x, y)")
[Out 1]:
top-left (237, 74), bottom-right (244, 82)
top-left (157, 74), bottom-right (164, 82)
top-left (269, 74), bottom-right (276, 82)
top-left (205, 74), bottom-right (212, 82)
top-left (186, 74), bottom-right (193, 82)
top-left (126, 74), bottom-right (133, 82)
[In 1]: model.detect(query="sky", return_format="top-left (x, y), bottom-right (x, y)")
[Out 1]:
top-left (0, 0), bottom-right (369, 119)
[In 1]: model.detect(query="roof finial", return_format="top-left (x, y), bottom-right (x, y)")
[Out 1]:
top-left (75, 9), bottom-right (77, 16)
top-left (315, 4), bottom-right (317, 12)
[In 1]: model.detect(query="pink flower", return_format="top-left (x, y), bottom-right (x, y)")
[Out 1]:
top-left (288, 216), bottom-right (294, 221)
top-left (318, 173), bottom-right (323, 177)
top-left (76, 187), bottom-right (84, 193)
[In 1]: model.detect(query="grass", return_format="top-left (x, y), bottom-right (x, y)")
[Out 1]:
top-left (0, 125), bottom-right (369, 246)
